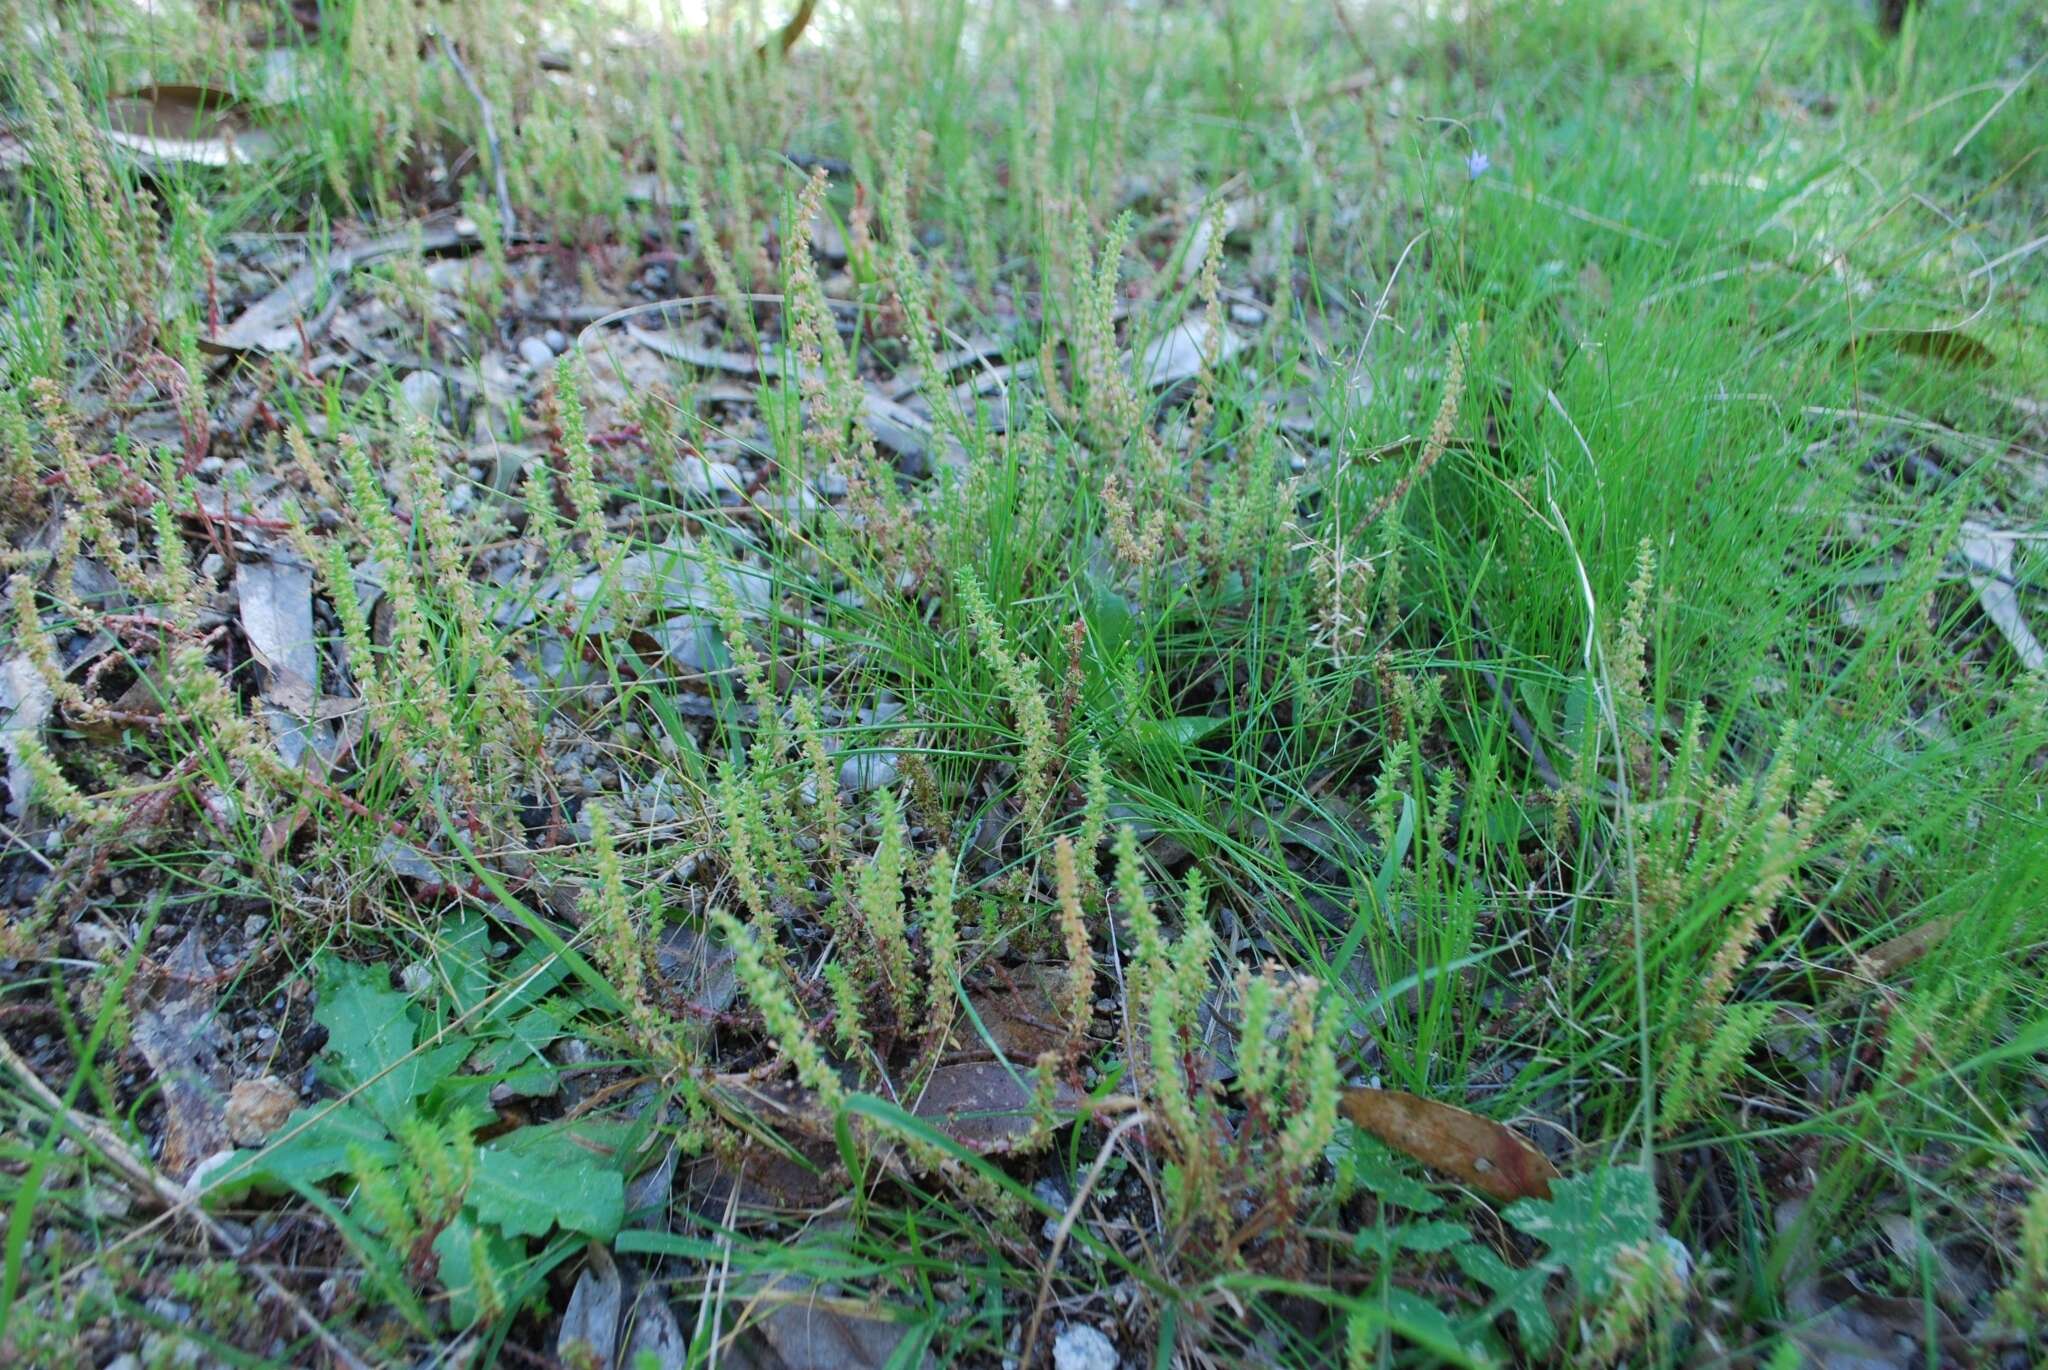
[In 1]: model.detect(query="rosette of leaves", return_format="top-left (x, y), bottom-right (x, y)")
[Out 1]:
top-left (199, 921), bottom-right (653, 1330)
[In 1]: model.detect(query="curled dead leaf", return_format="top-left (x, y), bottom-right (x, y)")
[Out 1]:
top-left (129, 931), bottom-right (233, 1179)
top-left (949, 965), bottom-right (1073, 1062)
top-left (1340, 1087), bottom-right (1558, 1203)
top-left (203, 223), bottom-right (471, 354)
top-left (104, 85), bottom-right (279, 167)
top-left (1845, 329), bottom-right (1998, 368)
top-left (911, 1061), bottom-right (1080, 1154)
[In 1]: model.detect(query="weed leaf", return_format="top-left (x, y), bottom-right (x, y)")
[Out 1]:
top-left (1337, 1129), bottom-right (1444, 1212)
top-left (313, 956), bottom-right (459, 1129)
top-left (469, 1126), bottom-right (627, 1240)
top-left (1452, 1242), bottom-right (1556, 1355)
top-left (204, 1102), bottom-right (397, 1195)
top-left (1502, 1163), bottom-right (1658, 1301)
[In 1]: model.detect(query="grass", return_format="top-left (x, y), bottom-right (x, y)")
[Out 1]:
top-left (2, 0), bottom-right (2045, 1365)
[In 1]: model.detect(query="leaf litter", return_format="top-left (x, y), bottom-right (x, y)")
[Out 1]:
top-left (4, 7), bottom-right (2042, 1367)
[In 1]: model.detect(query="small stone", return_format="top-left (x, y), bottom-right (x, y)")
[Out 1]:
top-left (145, 1296), bottom-right (194, 1326)
top-left (243, 914), bottom-right (268, 940)
top-left (226, 1076), bottom-right (298, 1145)
top-left (1052, 1323), bottom-right (1119, 1370)
top-left (1034, 1179), bottom-right (1068, 1242)
top-left (543, 328), bottom-right (569, 354)
top-left (1230, 302), bottom-right (1266, 326)
top-left (74, 922), bottom-right (120, 959)
top-left (676, 454), bottom-right (745, 498)
top-left (397, 370), bottom-right (444, 420)
top-left (518, 335), bottom-right (557, 370)
top-left (838, 752), bottom-right (899, 794)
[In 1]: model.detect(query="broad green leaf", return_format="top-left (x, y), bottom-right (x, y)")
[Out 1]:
top-left (1395, 1219), bottom-right (1474, 1253)
top-left (1353, 1219), bottom-right (1472, 1258)
top-left (467, 1003), bottom-right (567, 1098)
top-left (431, 912), bottom-right (496, 1019)
top-left (200, 1103), bottom-right (395, 1197)
top-left (313, 955), bottom-right (456, 1128)
top-left (1503, 1163), bottom-right (1658, 1302)
top-left (1134, 715), bottom-right (1227, 751)
top-left (1366, 1288), bottom-right (1495, 1367)
top-left (1339, 1129), bottom-right (1443, 1212)
top-left (490, 945), bottom-right (573, 1023)
top-left (1453, 1242), bottom-right (1556, 1355)
top-left (1084, 567), bottom-right (1136, 658)
top-left (433, 1213), bottom-right (525, 1331)
top-left (468, 1125), bottom-right (625, 1240)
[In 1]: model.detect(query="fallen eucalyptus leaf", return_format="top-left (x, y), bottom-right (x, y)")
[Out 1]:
top-left (203, 223), bottom-right (470, 354)
top-left (911, 1061), bottom-right (1079, 1153)
top-left (1852, 328), bottom-right (1998, 368)
top-left (128, 930), bottom-right (232, 1180)
top-left (745, 1272), bottom-right (936, 1370)
top-left (1139, 313), bottom-right (1244, 388)
top-left (557, 1245), bottom-right (625, 1370)
top-left (104, 85), bottom-right (279, 167)
top-left (1958, 522), bottom-right (2044, 671)
top-left (0, 650), bottom-right (54, 824)
top-left (1340, 1087), bottom-right (1558, 1203)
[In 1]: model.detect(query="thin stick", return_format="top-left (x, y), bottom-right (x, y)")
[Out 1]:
top-left (436, 31), bottom-right (515, 244)
top-left (1021, 1110), bottom-right (1152, 1370)
top-left (0, 1032), bottom-right (370, 1370)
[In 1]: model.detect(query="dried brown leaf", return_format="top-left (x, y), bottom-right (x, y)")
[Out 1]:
top-left (128, 930), bottom-right (232, 1179)
top-left (104, 85), bottom-right (279, 167)
top-left (1848, 329), bottom-right (1998, 368)
top-left (1340, 1087), bottom-right (1558, 1203)
top-left (949, 965), bottom-right (1071, 1062)
top-left (204, 224), bottom-right (470, 354)
top-left (911, 1060), bottom-right (1078, 1154)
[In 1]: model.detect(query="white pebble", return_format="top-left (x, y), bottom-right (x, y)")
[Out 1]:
top-left (677, 454), bottom-right (745, 498)
top-left (1053, 1324), bottom-right (1119, 1370)
top-left (838, 752), bottom-right (899, 794)
top-left (397, 370), bottom-right (444, 420)
top-left (518, 336), bottom-right (557, 371)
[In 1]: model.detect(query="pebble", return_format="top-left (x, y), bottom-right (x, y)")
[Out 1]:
top-left (543, 328), bottom-right (569, 354)
top-left (518, 335), bottom-right (558, 371)
top-left (1033, 1179), bottom-right (1068, 1243)
top-left (677, 454), bottom-right (745, 498)
top-left (1052, 1324), bottom-right (1119, 1370)
top-left (397, 370), bottom-right (444, 420)
top-left (226, 1076), bottom-right (298, 1145)
top-left (74, 922), bottom-right (120, 958)
top-left (838, 752), bottom-right (899, 794)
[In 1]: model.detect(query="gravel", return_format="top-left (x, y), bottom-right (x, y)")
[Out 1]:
top-left (1052, 1323), bottom-right (1119, 1370)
